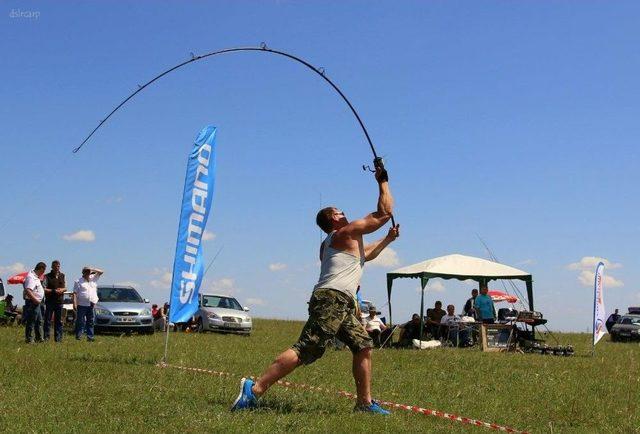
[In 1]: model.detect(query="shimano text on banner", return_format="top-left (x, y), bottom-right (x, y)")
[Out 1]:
top-left (169, 126), bottom-right (217, 324)
top-left (592, 262), bottom-right (606, 346)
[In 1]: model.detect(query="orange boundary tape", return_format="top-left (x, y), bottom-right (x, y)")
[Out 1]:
top-left (158, 363), bottom-right (530, 433)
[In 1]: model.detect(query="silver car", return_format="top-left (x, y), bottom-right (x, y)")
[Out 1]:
top-left (95, 285), bottom-right (154, 334)
top-left (195, 293), bottom-right (252, 335)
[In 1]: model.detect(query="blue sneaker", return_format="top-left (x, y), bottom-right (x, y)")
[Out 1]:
top-left (354, 400), bottom-right (391, 415)
top-left (231, 378), bottom-right (258, 411)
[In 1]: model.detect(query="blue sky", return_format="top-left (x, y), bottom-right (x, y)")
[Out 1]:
top-left (1, 1), bottom-right (638, 331)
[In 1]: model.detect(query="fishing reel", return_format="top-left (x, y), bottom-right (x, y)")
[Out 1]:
top-left (362, 157), bottom-right (388, 182)
top-left (363, 157), bottom-right (395, 226)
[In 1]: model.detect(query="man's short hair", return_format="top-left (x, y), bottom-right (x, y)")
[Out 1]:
top-left (316, 207), bottom-right (335, 234)
top-left (411, 313), bottom-right (419, 320)
top-left (447, 304), bottom-right (454, 310)
top-left (52, 260), bottom-right (60, 266)
top-left (435, 300), bottom-right (442, 306)
top-left (35, 262), bottom-right (46, 271)
top-left (472, 288), bottom-right (478, 294)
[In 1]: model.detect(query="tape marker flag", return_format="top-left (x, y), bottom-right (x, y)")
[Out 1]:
top-left (169, 126), bottom-right (217, 324)
top-left (592, 261), bottom-right (606, 347)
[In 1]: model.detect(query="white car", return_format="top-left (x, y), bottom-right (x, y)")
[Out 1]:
top-left (194, 293), bottom-right (252, 335)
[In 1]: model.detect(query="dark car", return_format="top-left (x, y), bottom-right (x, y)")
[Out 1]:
top-left (610, 314), bottom-right (640, 342)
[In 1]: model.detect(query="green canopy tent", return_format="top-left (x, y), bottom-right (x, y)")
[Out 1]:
top-left (385, 254), bottom-right (534, 342)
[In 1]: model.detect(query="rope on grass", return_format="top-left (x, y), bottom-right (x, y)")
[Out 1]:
top-left (157, 363), bottom-right (530, 434)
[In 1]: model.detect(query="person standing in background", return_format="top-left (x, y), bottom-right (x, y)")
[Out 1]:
top-left (474, 282), bottom-right (496, 324)
top-left (463, 288), bottom-right (478, 319)
top-left (44, 260), bottom-right (66, 342)
top-left (23, 262), bottom-right (47, 343)
top-left (73, 266), bottom-right (104, 342)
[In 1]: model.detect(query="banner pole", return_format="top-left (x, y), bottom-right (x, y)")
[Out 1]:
top-left (162, 321), bottom-right (171, 364)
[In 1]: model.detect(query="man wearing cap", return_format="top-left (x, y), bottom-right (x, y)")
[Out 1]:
top-left (364, 305), bottom-right (387, 347)
top-left (23, 262), bottom-right (47, 343)
top-left (73, 266), bottom-right (104, 341)
top-left (43, 260), bottom-right (66, 342)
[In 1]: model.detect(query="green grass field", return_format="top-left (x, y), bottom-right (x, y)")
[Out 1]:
top-left (1, 319), bottom-right (638, 433)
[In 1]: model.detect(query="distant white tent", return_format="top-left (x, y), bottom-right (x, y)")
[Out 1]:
top-left (386, 254), bottom-right (534, 327)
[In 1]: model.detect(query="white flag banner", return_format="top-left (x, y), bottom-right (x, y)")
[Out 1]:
top-left (592, 262), bottom-right (606, 347)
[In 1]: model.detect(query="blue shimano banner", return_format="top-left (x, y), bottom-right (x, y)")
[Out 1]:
top-left (169, 126), bottom-right (217, 324)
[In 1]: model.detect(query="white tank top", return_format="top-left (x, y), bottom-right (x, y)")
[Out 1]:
top-left (314, 232), bottom-right (365, 299)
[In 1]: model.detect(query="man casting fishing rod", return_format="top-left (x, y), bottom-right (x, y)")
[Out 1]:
top-left (232, 166), bottom-right (399, 414)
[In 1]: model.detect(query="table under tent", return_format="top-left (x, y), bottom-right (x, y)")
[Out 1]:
top-left (385, 254), bottom-right (534, 343)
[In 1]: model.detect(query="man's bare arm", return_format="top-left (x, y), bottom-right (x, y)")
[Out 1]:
top-left (341, 168), bottom-right (394, 236)
top-left (25, 288), bottom-right (39, 304)
top-left (364, 224), bottom-right (400, 261)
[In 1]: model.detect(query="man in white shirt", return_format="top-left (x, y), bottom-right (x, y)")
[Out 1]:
top-left (364, 305), bottom-right (387, 347)
top-left (73, 266), bottom-right (104, 341)
top-left (440, 304), bottom-right (470, 346)
top-left (23, 262), bottom-right (47, 343)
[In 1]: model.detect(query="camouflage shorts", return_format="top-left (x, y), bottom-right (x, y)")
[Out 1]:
top-left (292, 288), bottom-right (373, 365)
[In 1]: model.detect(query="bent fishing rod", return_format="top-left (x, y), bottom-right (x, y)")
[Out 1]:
top-left (73, 44), bottom-right (396, 226)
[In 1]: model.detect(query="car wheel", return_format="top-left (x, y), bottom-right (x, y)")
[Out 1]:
top-left (143, 326), bottom-right (155, 335)
top-left (196, 318), bottom-right (204, 333)
top-left (610, 334), bottom-right (617, 342)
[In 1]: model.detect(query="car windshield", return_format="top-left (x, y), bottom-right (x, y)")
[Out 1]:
top-left (98, 287), bottom-right (143, 303)
top-left (620, 316), bottom-right (640, 325)
top-left (202, 295), bottom-right (243, 310)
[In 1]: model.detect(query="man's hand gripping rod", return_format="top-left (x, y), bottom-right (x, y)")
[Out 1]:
top-left (363, 157), bottom-right (396, 227)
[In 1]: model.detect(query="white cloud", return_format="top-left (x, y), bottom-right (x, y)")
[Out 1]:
top-left (567, 256), bottom-right (624, 288)
top-left (246, 297), bottom-right (266, 306)
top-left (367, 247), bottom-right (400, 268)
top-left (566, 256), bottom-right (622, 271)
top-left (62, 230), bottom-right (95, 242)
top-left (206, 277), bottom-right (241, 295)
top-left (577, 270), bottom-right (624, 288)
top-left (202, 231), bottom-right (216, 241)
top-left (269, 263), bottom-right (287, 272)
top-left (415, 280), bottom-right (445, 293)
top-left (517, 259), bottom-right (536, 266)
top-left (0, 262), bottom-right (27, 275)
top-left (150, 272), bottom-right (172, 289)
top-left (105, 196), bottom-right (123, 204)
top-left (428, 281), bottom-right (445, 292)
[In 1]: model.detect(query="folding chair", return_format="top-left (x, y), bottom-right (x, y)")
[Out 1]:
top-left (379, 325), bottom-right (399, 349)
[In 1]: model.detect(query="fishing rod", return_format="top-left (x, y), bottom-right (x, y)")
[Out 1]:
top-left (202, 244), bottom-right (225, 280)
top-left (73, 43), bottom-right (396, 225)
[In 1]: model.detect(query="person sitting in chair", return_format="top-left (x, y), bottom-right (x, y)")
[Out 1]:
top-left (398, 313), bottom-right (423, 347)
top-left (440, 304), bottom-right (471, 347)
top-left (426, 301), bottom-right (446, 339)
top-left (4, 294), bottom-right (22, 324)
top-left (364, 305), bottom-right (387, 347)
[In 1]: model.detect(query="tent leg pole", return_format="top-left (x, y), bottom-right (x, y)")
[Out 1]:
top-left (419, 287), bottom-right (424, 346)
top-left (418, 277), bottom-right (428, 347)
